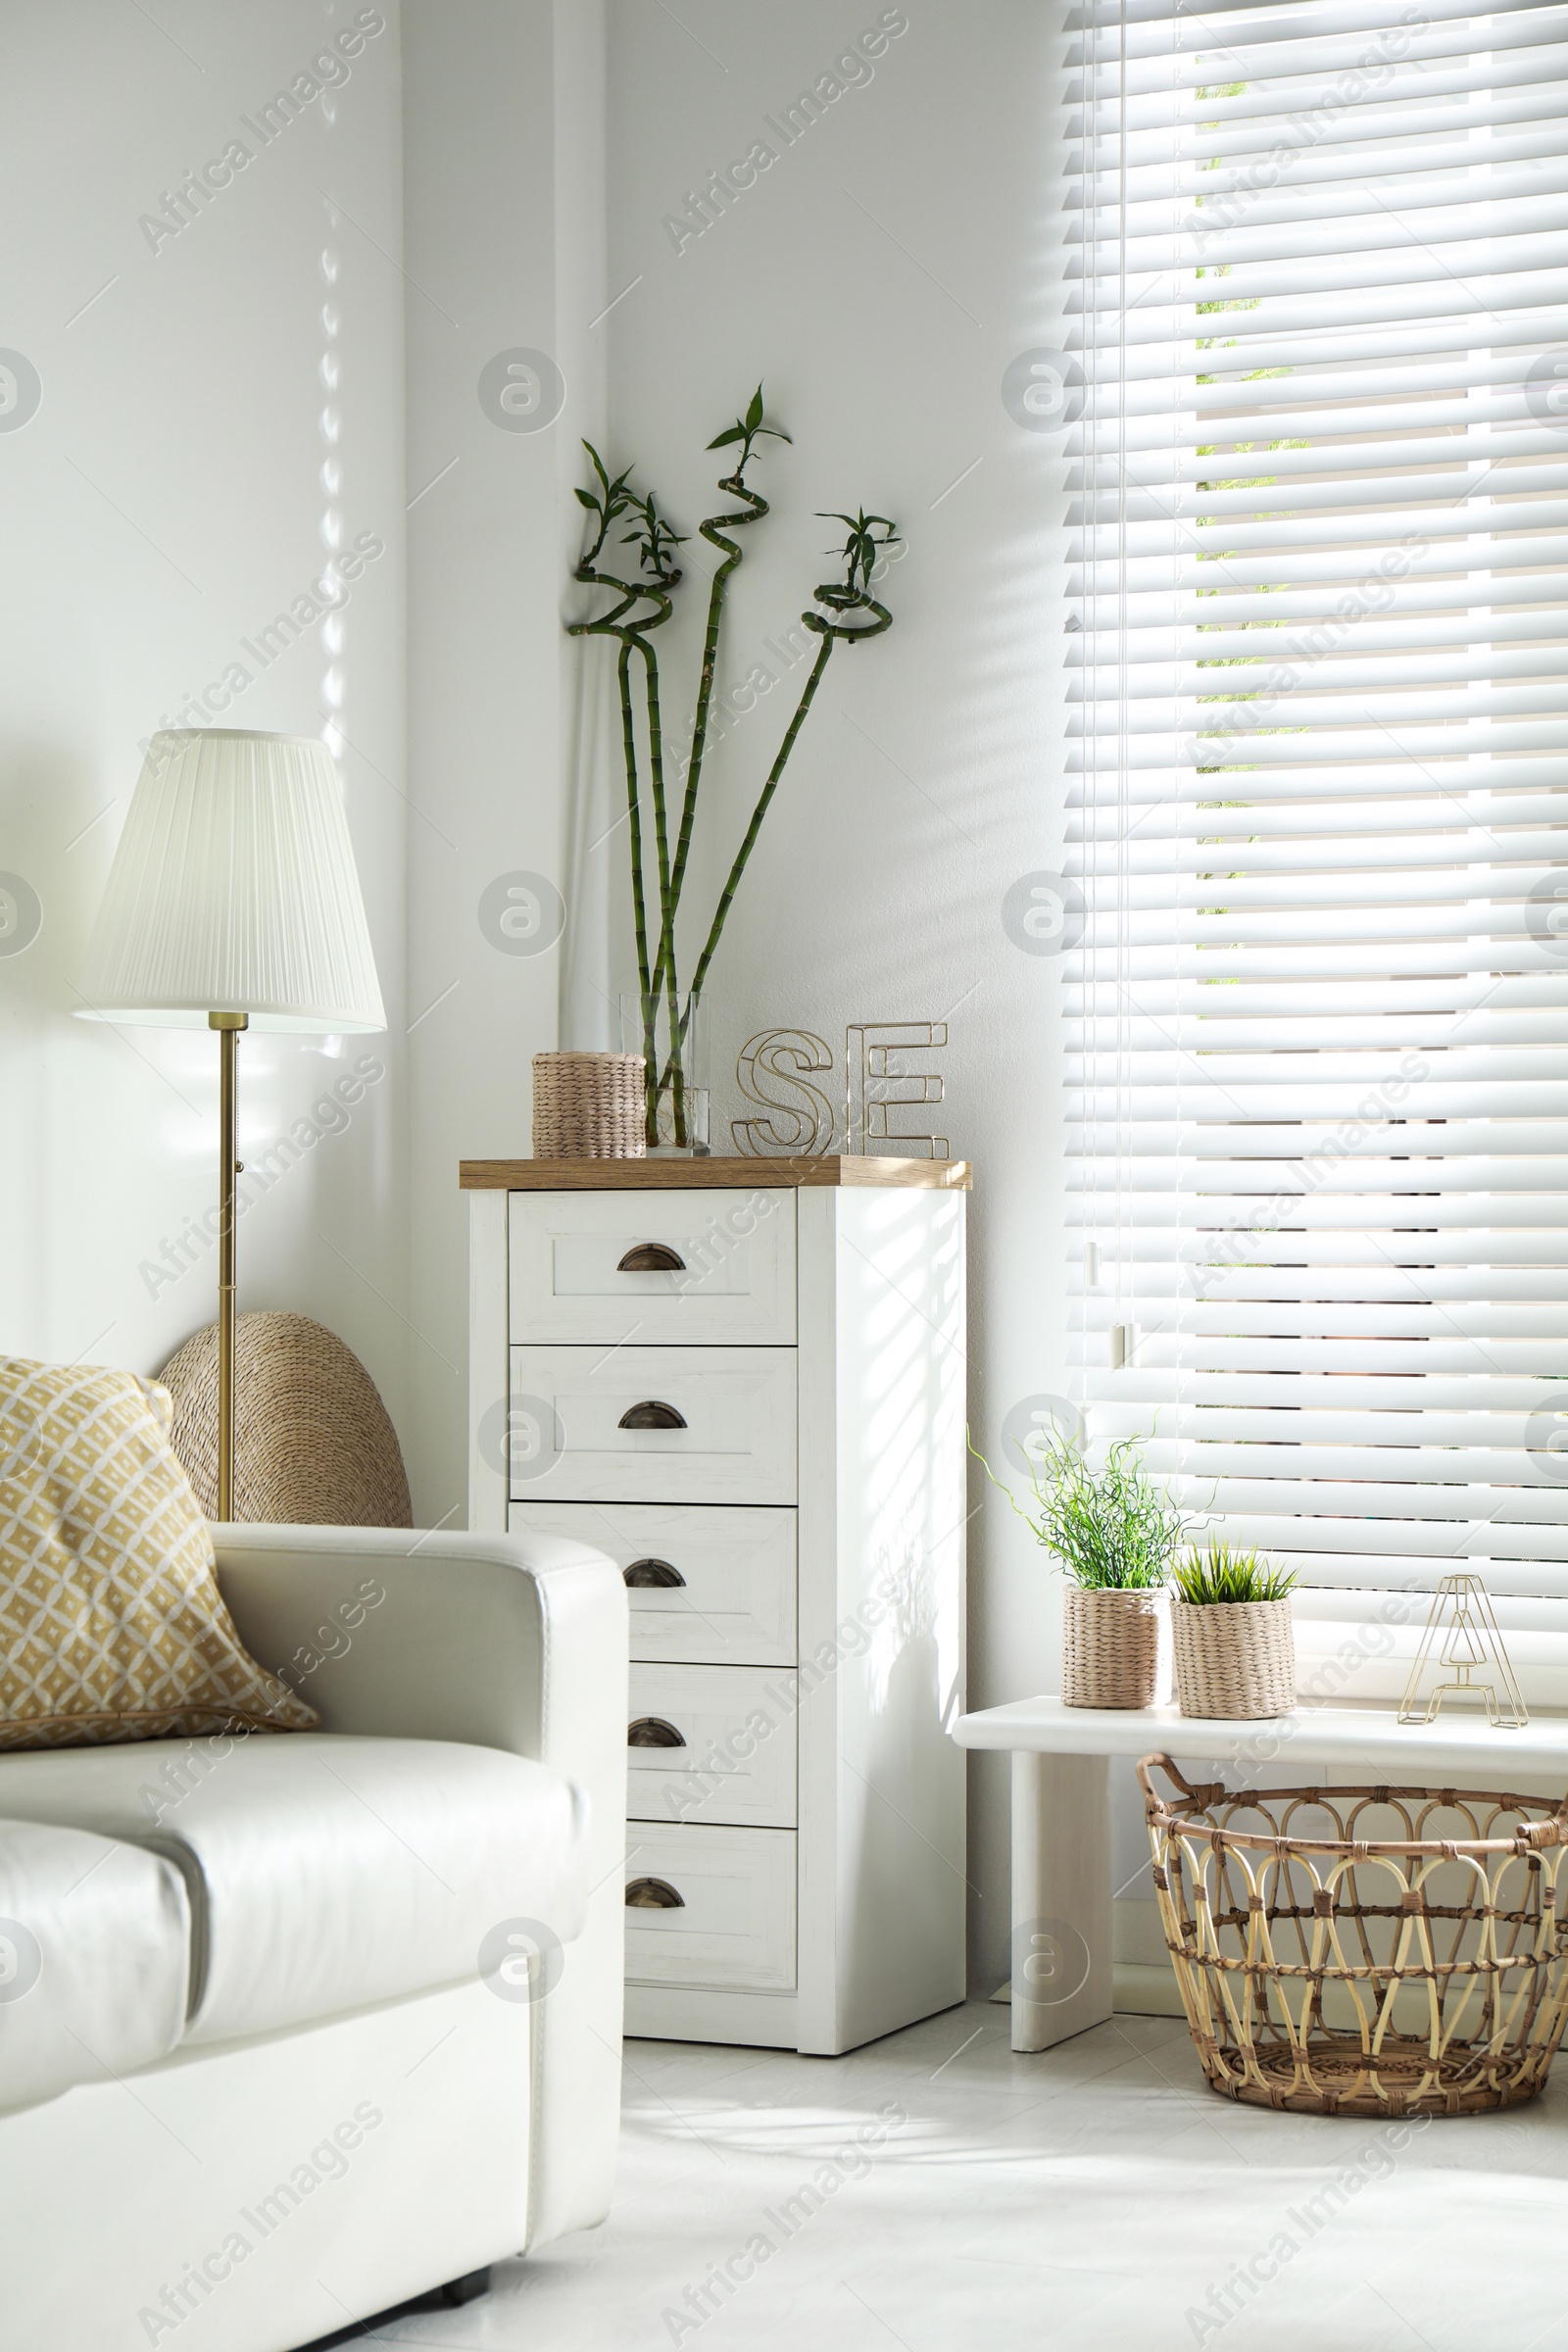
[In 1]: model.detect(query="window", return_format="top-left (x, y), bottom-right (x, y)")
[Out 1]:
top-left (1064, 0), bottom-right (1568, 1618)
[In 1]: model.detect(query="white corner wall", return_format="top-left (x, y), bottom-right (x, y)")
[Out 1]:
top-left (4, 0), bottom-right (1073, 2001)
top-left (600, 0), bottom-right (1070, 1993)
top-left (0, 3), bottom-right (410, 1436)
top-left (400, 0), bottom-right (610, 1526)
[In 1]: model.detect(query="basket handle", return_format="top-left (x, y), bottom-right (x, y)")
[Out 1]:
top-left (1137, 1753), bottom-right (1195, 1806)
top-left (1515, 1791), bottom-right (1568, 1851)
top-left (1136, 1753), bottom-right (1227, 1815)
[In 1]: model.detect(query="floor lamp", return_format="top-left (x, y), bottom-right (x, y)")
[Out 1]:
top-left (77, 729), bottom-right (385, 1519)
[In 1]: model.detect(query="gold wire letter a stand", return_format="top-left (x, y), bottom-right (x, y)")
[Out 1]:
top-left (1397, 1573), bottom-right (1529, 1731)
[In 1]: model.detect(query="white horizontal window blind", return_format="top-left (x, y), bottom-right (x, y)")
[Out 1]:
top-left (1065, 0), bottom-right (1568, 1601)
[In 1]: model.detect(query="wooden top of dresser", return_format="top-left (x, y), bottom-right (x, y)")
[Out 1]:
top-left (460, 1155), bottom-right (972, 1191)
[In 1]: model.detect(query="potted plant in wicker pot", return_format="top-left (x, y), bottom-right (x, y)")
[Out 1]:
top-left (977, 1431), bottom-right (1189, 1709)
top-left (1169, 1540), bottom-right (1298, 1719)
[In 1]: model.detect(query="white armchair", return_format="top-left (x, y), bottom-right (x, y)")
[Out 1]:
top-left (0, 1526), bottom-right (627, 2352)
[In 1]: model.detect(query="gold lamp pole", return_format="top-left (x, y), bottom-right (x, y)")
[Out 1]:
top-left (75, 732), bottom-right (386, 1528)
top-left (210, 1011), bottom-right (248, 1521)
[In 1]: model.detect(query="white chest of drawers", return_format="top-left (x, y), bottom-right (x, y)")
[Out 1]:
top-left (464, 1156), bottom-right (968, 2055)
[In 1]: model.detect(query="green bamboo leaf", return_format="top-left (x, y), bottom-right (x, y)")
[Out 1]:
top-left (707, 425), bottom-right (746, 449)
top-left (574, 485), bottom-right (599, 510)
top-left (745, 384), bottom-right (764, 431)
top-left (584, 440), bottom-right (610, 492)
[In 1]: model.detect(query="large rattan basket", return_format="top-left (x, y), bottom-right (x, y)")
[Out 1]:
top-left (532, 1051), bottom-right (646, 1157)
top-left (1140, 1752), bottom-right (1568, 2116)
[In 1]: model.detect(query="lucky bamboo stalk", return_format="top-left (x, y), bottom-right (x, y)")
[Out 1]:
top-left (657, 387), bottom-right (788, 985)
top-left (645, 393), bottom-right (782, 1138)
top-left (667, 513), bottom-right (896, 1081)
top-left (619, 490), bottom-right (684, 1139)
top-left (665, 467), bottom-right (767, 932)
top-left (647, 466), bottom-right (763, 1139)
top-left (566, 447), bottom-right (678, 1138)
top-left (639, 605), bottom-right (680, 1138)
top-left (568, 395), bottom-right (898, 1150)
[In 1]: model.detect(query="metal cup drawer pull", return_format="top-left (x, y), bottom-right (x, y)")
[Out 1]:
top-left (623, 1557), bottom-right (685, 1589)
top-left (618, 1400), bottom-right (687, 1431)
top-left (628, 1717), bottom-right (686, 1748)
top-left (625, 1878), bottom-right (686, 1910)
top-left (617, 1243), bottom-right (687, 1273)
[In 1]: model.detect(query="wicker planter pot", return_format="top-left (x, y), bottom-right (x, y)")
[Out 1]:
top-left (1171, 1594), bottom-right (1295, 1719)
top-left (532, 1052), bottom-right (646, 1158)
top-left (1062, 1585), bottom-right (1165, 1710)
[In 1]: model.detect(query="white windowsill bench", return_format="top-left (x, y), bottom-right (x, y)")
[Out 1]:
top-left (952, 1694), bottom-right (1568, 2050)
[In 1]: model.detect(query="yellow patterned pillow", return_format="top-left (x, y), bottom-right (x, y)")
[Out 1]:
top-left (0, 1356), bottom-right (318, 1748)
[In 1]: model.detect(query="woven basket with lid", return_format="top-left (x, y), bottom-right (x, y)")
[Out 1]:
top-left (532, 1051), bottom-right (646, 1158)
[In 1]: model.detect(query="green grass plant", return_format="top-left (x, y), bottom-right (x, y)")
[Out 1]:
top-left (971, 1429), bottom-right (1190, 1592)
top-left (1172, 1538), bottom-right (1298, 1606)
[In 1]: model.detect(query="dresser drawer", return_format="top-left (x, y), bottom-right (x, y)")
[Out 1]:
top-left (508, 1501), bottom-right (796, 1664)
top-left (509, 1189), bottom-right (796, 1345)
top-left (624, 1824), bottom-right (797, 1992)
top-left (626, 1663), bottom-right (796, 1829)
top-left (508, 1346), bottom-right (796, 1504)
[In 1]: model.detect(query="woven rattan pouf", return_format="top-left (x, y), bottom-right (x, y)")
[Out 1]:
top-left (158, 1310), bottom-right (413, 1526)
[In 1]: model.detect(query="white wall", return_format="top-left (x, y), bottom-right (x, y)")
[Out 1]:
top-left (599, 0), bottom-right (1072, 1993)
top-left (0, 0), bottom-right (614, 1529)
top-left (0, 1), bottom-right (410, 1434)
top-left (3, 0), bottom-right (1087, 1998)
top-left (400, 0), bottom-right (610, 1529)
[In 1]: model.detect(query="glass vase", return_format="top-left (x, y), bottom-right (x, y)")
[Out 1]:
top-left (619, 987), bottom-right (710, 1155)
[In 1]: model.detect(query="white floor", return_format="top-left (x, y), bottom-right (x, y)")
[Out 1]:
top-left (363, 2003), bottom-right (1568, 2350)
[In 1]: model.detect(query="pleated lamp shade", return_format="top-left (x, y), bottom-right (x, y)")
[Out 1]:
top-left (76, 729), bottom-right (385, 1033)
